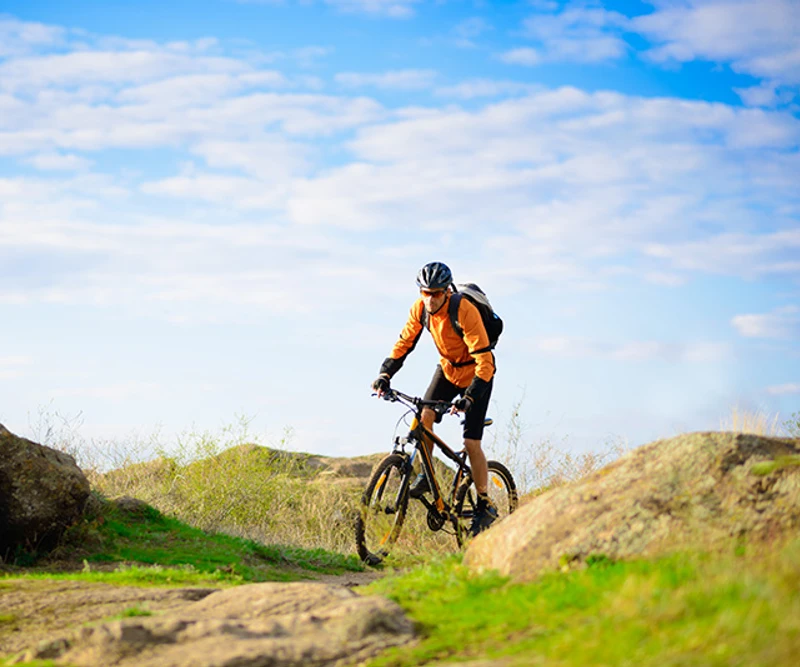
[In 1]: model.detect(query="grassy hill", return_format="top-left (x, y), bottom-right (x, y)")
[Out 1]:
top-left (90, 443), bottom-right (466, 565)
top-left (1, 492), bottom-right (362, 583)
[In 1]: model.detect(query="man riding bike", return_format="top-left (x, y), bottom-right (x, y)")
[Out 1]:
top-left (371, 261), bottom-right (499, 536)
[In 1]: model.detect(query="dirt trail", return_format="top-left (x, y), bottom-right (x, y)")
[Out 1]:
top-left (0, 570), bottom-right (384, 659)
top-left (0, 579), bottom-right (214, 656)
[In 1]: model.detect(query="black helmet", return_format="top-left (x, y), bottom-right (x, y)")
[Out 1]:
top-left (416, 262), bottom-right (453, 290)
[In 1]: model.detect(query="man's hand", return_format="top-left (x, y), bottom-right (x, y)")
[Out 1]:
top-left (451, 396), bottom-right (473, 414)
top-left (371, 374), bottom-right (391, 397)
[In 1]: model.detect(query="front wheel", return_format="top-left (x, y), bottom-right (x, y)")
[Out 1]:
top-left (453, 460), bottom-right (518, 547)
top-left (355, 453), bottom-right (411, 566)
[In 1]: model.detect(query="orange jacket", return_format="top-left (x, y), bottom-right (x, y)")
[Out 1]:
top-left (388, 293), bottom-right (495, 388)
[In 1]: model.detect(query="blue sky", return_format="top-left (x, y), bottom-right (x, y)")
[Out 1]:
top-left (0, 0), bottom-right (798, 465)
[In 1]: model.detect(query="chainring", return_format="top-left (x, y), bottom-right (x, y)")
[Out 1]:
top-left (426, 506), bottom-right (446, 531)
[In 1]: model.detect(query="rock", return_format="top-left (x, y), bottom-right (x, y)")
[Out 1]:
top-left (0, 580), bottom-right (217, 656)
top-left (14, 582), bottom-right (415, 667)
top-left (0, 424), bottom-right (91, 559)
top-left (112, 495), bottom-right (154, 517)
top-left (465, 432), bottom-right (800, 581)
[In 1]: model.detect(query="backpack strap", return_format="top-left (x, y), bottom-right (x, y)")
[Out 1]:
top-left (447, 292), bottom-right (464, 338)
top-left (450, 292), bottom-right (496, 356)
top-left (446, 293), bottom-right (483, 366)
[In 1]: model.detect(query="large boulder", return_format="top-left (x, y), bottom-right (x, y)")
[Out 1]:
top-left (0, 423), bottom-right (91, 559)
top-left (465, 432), bottom-right (800, 581)
top-left (14, 582), bottom-right (415, 667)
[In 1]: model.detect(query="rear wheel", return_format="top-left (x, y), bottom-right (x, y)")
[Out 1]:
top-left (355, 453), bottom-right (411, 565)
top-left (453, 460), bottom-right (518, 547)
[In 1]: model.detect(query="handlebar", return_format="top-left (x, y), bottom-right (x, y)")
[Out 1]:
top-left (375, 388), bottom-right (454, 418)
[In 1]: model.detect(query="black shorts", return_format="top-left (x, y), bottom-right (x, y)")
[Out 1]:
top-left (423, 365), bottom-right (493, 441)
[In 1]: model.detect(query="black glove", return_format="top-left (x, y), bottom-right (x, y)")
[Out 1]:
top-left (452, 396), bottom-right (473, 413)
top-left (372, 374), bottom-right (391, 394)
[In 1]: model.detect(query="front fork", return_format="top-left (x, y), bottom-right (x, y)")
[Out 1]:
top-left (383, 442), bottom-right (416, 514)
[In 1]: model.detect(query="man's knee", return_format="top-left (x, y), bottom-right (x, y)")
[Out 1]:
top-left (464, 438), bottom-right (482, 454)
top-left (421, 407), bottom-right (436, 430)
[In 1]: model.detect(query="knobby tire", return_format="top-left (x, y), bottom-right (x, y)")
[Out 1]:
top-left (355, 453), bottom-right (410, 566)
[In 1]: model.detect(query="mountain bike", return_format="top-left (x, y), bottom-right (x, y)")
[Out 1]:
top-left (355, 388), bottom-right (518, 566)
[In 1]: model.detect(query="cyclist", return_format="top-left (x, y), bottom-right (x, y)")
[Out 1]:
top-left (371, 261), bottom-right (498, 536)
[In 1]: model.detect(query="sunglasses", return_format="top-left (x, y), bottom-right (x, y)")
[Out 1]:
top-left (420, 289), bottom-right (445, 297)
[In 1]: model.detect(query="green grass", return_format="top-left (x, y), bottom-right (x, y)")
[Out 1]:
top-left (113, 606), bottom-right (153, 619)
top-left (3, 496), bottom-right (362, 585)
top-left (3, 564), bottom-right (240, 587)
top-left (364, 540), bottom-right (800, 667)
top-left (752, 455), bottom-right (800, 476)
top-left (88, 503), bottom-right (361, 580)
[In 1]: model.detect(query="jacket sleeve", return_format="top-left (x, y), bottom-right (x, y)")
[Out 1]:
top-left (458, 298), bottom-right (495, 389)
top-left (380, 300), bottom-right (425, 378)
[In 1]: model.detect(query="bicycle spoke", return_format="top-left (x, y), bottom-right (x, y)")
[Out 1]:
top-left (356, 454), bottom-right (410, 565)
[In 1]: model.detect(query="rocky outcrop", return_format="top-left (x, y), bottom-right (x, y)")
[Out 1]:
top-left (0, 581), bottom-right (216, 656)
top-left (465, 432), bottom-right (800, 581)
top-left (0, 424), bottom-right (91, 559)
top-left (13, 582), bottom-right (415, 667)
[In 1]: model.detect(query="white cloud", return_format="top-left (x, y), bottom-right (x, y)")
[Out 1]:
top-left (731, 306), bottom-right (800, 339)
top-left (766, 383), bottom-right (800, 395)
top-left (498, 47), bottom-right (541, 66)
top-left (646, 228), bottom-right (800, 280)
top-left (0, 16), bottom-right (64, 57)
top-left (633, 0), bottom-right (800, 91)
top-left (141, 172), bottom-right (288, 209)
top-left (644, 272), bottom-right (687, 287)
top-left (734, 81), bottom-right (796, 108)
top-left (233, 0), bottom-right (418, 18)
top-left (0, 175), bottom-right (411, 318)
top-left (503, 6), bottom-right (629, 65)
top-left (452, 17), bottom-right (493, 48)
top-left (116, 72), bottom-right (285, 107)
top-left (335, 69), bottom-right (437, 90)
top-left (191, 137), bottom-right (310, 178)
top-left (1, 16), bottom-right (798, 312)
top-left (435, 79), bottom-right (540, 99)
top-left (0, 85), bottom-right (385, 156)
top-left (290, 46), bottom-right (333, 67)
top-left (24, 152), bottom-right (92, 171)
top-left (0, 49), bottom-right (248, 93)
top-left (324, 0), bottom-right (420, 18)
top-left (504, 2), bottom-right (798, 102)
top-left (534, 337), bottom-right (730, 363)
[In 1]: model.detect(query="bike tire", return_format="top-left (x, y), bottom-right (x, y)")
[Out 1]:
top-left (453, 460), bottom-right (518, 548)
top-left (355, 453), bottom-right (411, 566)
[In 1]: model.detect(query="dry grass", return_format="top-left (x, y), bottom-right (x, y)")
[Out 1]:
top-left (27, 402), bottom-right (630, 563)
top-left (721, 406), bottom-right (783, 436)
top-left (91, 440), bottom-right (366, 555)
top-left (487, 399), bottom-right (627, 497)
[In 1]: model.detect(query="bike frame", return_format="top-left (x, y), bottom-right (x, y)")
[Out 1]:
top-left (385, 389), bottom-right (472, 520)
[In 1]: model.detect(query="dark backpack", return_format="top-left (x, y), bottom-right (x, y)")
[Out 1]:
top-left (421, 283), bottom-right (503, 354)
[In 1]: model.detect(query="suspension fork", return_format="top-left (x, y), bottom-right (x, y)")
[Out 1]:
top-left (395, 448), bottom-right (416, 504)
